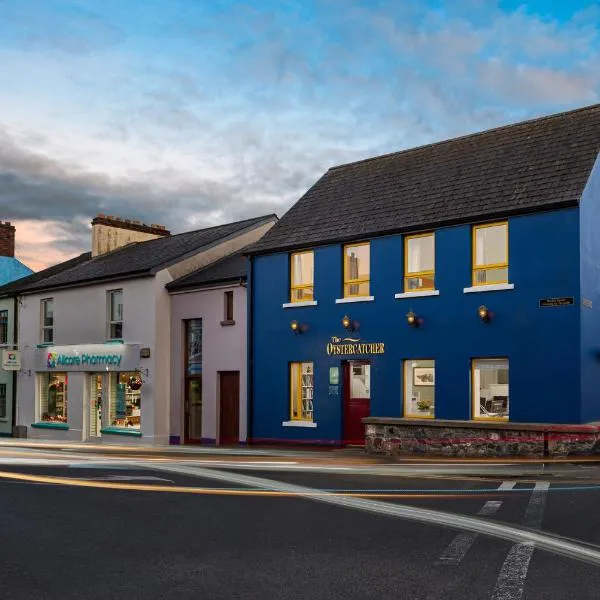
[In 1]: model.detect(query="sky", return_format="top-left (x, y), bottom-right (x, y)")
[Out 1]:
top-left (0, 0), bottom-right (599, 270)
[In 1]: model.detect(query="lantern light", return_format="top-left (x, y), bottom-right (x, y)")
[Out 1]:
top-left (407, 310), bottom-right (419, 327)
top-left (478, 305), bottom-right (490, 323)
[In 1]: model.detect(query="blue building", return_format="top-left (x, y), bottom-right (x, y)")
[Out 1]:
top-left (247, 104), bottom-right (600, 456)
top-left (0, 222), bottom-right (32, 286)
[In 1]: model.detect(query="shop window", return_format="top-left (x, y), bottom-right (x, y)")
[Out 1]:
top-left (0, 383), bottom-right (6, 419)
top-left (473, 222), bottom-right (508, 286)
top-left (0, 310), bottom-right (8, 345)
top-left (472, 358), bottom-right (509, 420)
top-left (109, 372), bottom-right (141, 429)
top-left (290, 251), bottom-right (314, 302)
top-left (41, 299), bottom-right (54, 343)
top-left (405, 234), bottom-right (435, 291)
top-left (290, 362), bottom-right (314, 421)
top-left (107, 289), bottom-right (123, 339)
top-left (404, 359), bottom-right (435, 418)
top-left (343, 243), bottom-right (370, 298)
top-left (39, 373), bottom-right (68, 423)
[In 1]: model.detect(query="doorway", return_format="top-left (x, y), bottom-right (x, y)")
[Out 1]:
top-left (343, 361), bottom-right (371, 445)
top-left (88, 374), bottom-right (103, 438)
top-left (184, 377), bottom-right (203, 443)
top-left (219, 371), bottom-right (240, 445)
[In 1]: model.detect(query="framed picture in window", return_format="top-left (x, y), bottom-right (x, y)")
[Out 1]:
top-left (413, 367), bottom-right (435, 386)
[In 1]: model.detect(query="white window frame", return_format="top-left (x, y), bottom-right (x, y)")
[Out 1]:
top-left (40, 298), bottom-right (54, 344)
top-left (107, 289), bottom-right (123, 340)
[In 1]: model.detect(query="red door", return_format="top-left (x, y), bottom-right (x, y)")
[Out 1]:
top-left (219, 371), bottom-right (240, 445)
top-left (343, 361), bottom-right (371, 445)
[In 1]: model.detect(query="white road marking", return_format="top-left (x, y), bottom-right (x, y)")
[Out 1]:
top-left (438, 482), bottom-right (515, 564)
top-left (491, 482), bottom-right (550, 600)
top-left (143, 463), bottom-right (600, 567)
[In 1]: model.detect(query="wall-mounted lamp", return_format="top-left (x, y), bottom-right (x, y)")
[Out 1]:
top-left (478, 305), bottom-right (491, 323)
top-left (290, 320), bottom-right (301, 334)
top-left (341, 315), bottom-right (359, 331)
top-left (406, 310), bottom-right (419, 328)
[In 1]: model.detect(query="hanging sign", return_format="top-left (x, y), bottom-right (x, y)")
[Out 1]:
top-left (326, 337), bottom-right (385, 356)
top-left (2, 350), bottom-right (21, 371)
top-left (539, 297), bottom-right (574, 307)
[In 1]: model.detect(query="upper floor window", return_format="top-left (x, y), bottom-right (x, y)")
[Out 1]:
top-left (41, 299), bottom-right (54, 343)
top-left (0, 310), bottom-right (8, 345)
top-left (223, 290), bottom-right (234, 324)
top-left (344, 242), bottom-right (370, 298)
top-left (107, 290), bottom-right (123, 339)
top-left (405, 233), bottom-right (435, 291)
top-left (290, 251), bottom-right (314, 302)
top-left (473, 222), bottom-right (508, 286)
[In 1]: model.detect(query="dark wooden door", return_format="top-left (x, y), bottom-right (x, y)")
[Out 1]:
top-left (343, 361), bottom-right (371, 445)
top-left (219, 371), bottom-right (240, 445)
top-left (184, 377), bottom-right (203, 444)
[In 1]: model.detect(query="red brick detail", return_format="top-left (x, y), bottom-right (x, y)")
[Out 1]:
top-left (91, 215), bottom-right (170, 237)
top-left (0, 221), bottom-right (15, 257)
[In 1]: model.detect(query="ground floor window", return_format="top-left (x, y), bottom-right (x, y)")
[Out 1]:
top-left (472, 358), bottom-right (509, 420)
top-left (0, 383), bottom-right (6, 419)
top-left (404, 359), bottom-right (435, 418)
top-left (39, 373), bottom-right (68, 423)
top-left (290, 362), bottom-right (313, 421)
top-left (109, 372), bottom-right (141, 429)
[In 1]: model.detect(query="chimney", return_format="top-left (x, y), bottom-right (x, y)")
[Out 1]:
top-left (0, 221), bottom-right (16, 257)
top-left (91, 214), bottom-right (170, 257)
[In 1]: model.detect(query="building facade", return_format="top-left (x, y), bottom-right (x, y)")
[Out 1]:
top-left (247, 104), bottom-right (600, 455)
top-left (168, 252), bottom-right (250, 445)
top-left (14, 214), bottom-right (276, 444)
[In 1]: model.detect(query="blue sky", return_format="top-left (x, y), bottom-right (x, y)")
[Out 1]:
top-left (0, 0), bottom-right (598, 269)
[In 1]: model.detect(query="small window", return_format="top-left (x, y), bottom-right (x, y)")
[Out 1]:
top-left (0, 383), bottom-right (6, 419)
top-left (290, 251), bottom-right (314, 302)
top-left (39, 372), bottom-right (68, 423)
top-left (290, 362), bottom-right (313, 421)
top-left (344, 243), bottom-right (370, 297)
top-left (41, 299), bottom-right (54, 343)
top-left (0, 310), bottom-right (8, 345)
top-left (473, 222), bottom-right (508, 286)
top-left (472, 358), bottom-right (509, 420)
top-left (405, 234), bottom-right (435, 291)
top-left (404, 359), bottom-right (435, 418)
top-left (224, 291), bottom-right (234, 322)
top-left (108, 372), bottom-right (141, 429)
top-left (107, 290), bottom-right (123, 340)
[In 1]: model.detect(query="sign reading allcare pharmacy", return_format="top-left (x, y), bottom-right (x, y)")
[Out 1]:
top-left (2, 350), bottom-right (21, 371)
top-left (35, 343), bottom-right (140, 372)
top-left (326, 337), bottom-right (385, 356)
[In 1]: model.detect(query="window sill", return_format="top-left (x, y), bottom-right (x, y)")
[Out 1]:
top-left (105, 338), bottom-right (125, 344)
top-left (395, 290), bottom-right (440, 299)
top-left (220, 320), bottom-right (236, 327)
top-left (282, 420), bottom-right (317, 428)
top-left (100, 427), bottom-right (142, 437)
top-left (404, 414), bottom-right (435, 419)
top-left (335, 296), bottom-right (375, 304)
top-left (31, 422), bottom-right (69, 430)
top-left (282, 300), bottom-right (318, 308)
top-left (463, 283), bottom-right (514, 294)
top-left (472, 417), bottom-right (509, 422)
top-left (36, 343), bottom-right (54, 348)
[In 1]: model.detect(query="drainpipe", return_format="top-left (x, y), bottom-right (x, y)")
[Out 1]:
top-left (11, 295), bottom-right (18, 433)
top-left (246, 256), bottom-right (254, 444)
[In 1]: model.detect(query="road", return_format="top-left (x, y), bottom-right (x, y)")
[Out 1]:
top-left (1, 443), bottom-right (600, 599)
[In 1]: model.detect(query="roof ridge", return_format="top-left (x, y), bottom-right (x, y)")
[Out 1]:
top-left (328, 102), bottom-right (600, 173)
top-left (171, 246), bottom-right (249, 285)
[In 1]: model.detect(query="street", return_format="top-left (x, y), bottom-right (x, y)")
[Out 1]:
top-left (1, 444), bottom-right (600, 599)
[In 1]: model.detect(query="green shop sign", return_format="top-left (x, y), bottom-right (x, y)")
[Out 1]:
top-left (36, 343), bottom-right (140, 372)
top-left (47, 352), bottom-right (122, 368)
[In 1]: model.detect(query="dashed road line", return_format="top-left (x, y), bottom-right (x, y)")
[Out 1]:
top-left (437, 482), bottom-right (516, 565)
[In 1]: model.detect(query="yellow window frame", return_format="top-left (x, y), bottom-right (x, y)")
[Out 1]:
top-left (471, 357), bottom-right (509, 422)
top-left (343, 242), bottom-right (370, 297)
top-left (290, 251), bottom-right (314, 303)
top-left (403, 359), bottom-right (435, 419)
top-left (472, 222), bottom-right (509, 286)
top-left (289, 361), bottom-right (313, 422)
top-left (404, 233), bottom-right (435, 292)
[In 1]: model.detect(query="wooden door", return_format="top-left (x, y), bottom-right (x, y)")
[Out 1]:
top-left (343, 361), bottom-right (371, 445)
top-left (219, 371), bottom-right (240, 445)
top-left (184, 377), bottom-right (203, 444)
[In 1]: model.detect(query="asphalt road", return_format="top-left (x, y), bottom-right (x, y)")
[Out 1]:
top-left (1, 462), bottom-right (600, 600)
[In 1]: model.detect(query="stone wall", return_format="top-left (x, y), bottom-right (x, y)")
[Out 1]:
top-left (363, 418), bottom-right (600, 458)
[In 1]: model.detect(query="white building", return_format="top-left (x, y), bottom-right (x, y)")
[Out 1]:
top-left (14, 214), bottom-right (276, 445)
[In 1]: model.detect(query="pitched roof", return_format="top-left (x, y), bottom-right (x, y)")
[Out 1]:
top-left (18, 215), bottom-right (276, 295)
top-left (248, 103), bottom-right (600, 255)
top-left (0, 256), bottom-right (33, 287)
top-left (167, 250), bottom-right (248, 292)
top-left (0, 252), bottom-right (91, 297)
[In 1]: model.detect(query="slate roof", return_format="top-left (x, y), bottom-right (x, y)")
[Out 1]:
top-left (167, 251), bottom-right (248, 292)
top-left (16, 215), bottom-right (276, 295)
top-left (0, 252), bottom-right (91, 298)
top-left (248, 103), bottom-right (600, 255)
